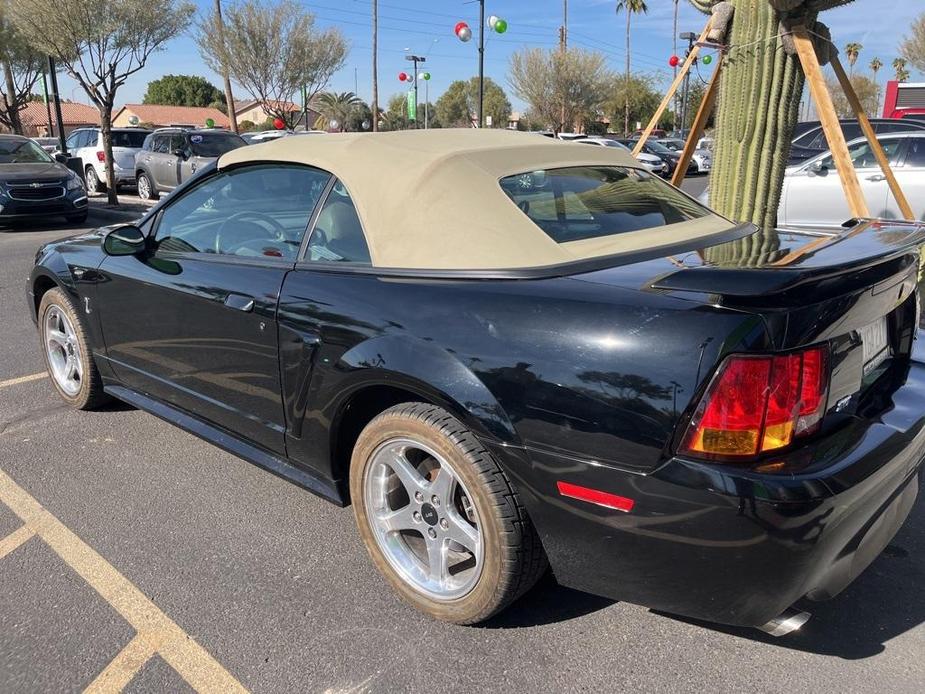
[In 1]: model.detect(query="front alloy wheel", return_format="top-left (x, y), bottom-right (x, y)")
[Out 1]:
top-left (350, 403), bottom-right (547, 624)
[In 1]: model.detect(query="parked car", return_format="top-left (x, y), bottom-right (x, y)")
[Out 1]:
top-left (28, 129), bottom-right (925, 633)
top-left (63, 126), bottom-right (151, 193)
top-left (32, 137), bottom-right (60, 153)
top-left (778, 131), bottom-right (925, 230)
top-left (242, 130), bottom-right (290, 145)
top-left (656, 138), bottom-right (712, 174)
top-left (135, 128), bottom-right (246, 201)
top-left (617, 138), bottom-right (697, 178)
top-left (573, 136), bottom-right (667, 175)
top-left (788, 118), bottom-right (925, 166)
top-left (0, 134), bottom-right (87, 225)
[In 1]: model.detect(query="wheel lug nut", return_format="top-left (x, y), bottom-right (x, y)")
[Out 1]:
top-left (413, 511), bottom-right (422, 522)
top-left (440, 518), bottom-right (448, 530)
top-left (431, 495), bottom-right (440, 506)
top-left (427, 527), bottom-right (437, 539)
top-left (414, 491), bottom-right (424, 502)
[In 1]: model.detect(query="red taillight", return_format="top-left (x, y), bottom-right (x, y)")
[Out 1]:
top-left (96, 151), bottom-right (106, 162)
top-left (680, 346), bottom-right (829, 459)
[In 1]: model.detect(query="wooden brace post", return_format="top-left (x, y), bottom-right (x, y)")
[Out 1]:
top-left (671, 54), bottom-right (723, 188)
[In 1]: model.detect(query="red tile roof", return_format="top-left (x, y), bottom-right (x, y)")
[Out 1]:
top-left (116, 104), bottom-right (230, 127)
top-left (19, 101), bottom-right (100, 128)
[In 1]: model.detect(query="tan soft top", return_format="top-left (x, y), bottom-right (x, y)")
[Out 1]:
top-left (219, 129), bottom-right (731, 270)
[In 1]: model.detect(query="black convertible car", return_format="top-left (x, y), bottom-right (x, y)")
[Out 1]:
top-left (28, 130), bottom-right (924, 632)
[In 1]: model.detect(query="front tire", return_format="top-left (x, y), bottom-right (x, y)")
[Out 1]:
top-left (350, 403), bottom-right (547, 624)
top-left (38, 288), bottom-right (110, 410)
top-left (136, 172), bottom-right (158, 201)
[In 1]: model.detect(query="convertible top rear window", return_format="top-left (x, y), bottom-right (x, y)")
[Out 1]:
top-left (500, 166), bottom-right (710, 244)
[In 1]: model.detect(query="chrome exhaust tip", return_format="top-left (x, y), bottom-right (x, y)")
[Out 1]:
top-left (758, 608), bottom-right (811, 637)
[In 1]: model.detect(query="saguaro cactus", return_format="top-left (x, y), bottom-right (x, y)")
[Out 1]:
top-left (690, 0), bottom-right (854, 230)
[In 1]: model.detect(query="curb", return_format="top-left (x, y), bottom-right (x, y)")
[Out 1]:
top-left (88, 203), bottom-right (151, 225)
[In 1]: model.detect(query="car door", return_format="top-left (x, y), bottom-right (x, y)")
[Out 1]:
top-left (95, 163), bottom-right (332, 454)
top-left (147, 135), bottom-right (171, 189)
top-left (889, 135), bottom-right (925, 221)
top-left (782, 138), bottom-right (903, 229)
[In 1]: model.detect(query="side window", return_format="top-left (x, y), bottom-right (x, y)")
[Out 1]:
top-left (65, 131), bottom-right (83, 150)
top-left (307, 181), bottom-right (372, 265)
top-left (153, 164), bottom-right (331, 259)
top-left (151, 135), bottom-right (168, 154)
top-left (817, 138), bottom-right (905, 170)
top-left (904, 138), bottom-right (925, 168)
top-left (169, 134), bottom-right (188, 155)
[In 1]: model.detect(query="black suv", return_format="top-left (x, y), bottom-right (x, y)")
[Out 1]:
top-left (135, 128), bottom-right (246, 200)
top-left (789, 118), bottom-right (925, 165)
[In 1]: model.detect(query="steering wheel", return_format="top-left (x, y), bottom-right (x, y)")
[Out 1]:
top-left (214, 210), bottom-right (287, 254)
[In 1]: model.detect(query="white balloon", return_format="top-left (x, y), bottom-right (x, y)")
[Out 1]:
top-left (488, 15), bottom-right (499, 29)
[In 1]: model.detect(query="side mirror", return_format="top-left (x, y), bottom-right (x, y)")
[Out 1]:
top-left (809, 160), bottom-right (827, 175)
top-left (103, 225), bottom-right (147, 256)
top-left (54, 152), bottom-right (68, 164)
top-left (172, 148), bottom-right (188, 159)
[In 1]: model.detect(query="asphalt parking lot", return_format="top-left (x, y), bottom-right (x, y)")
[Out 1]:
top-left (1, 206), bottom-right (924, 693)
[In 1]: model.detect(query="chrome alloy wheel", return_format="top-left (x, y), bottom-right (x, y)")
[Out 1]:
top-left (44, 306), bottom-right (83, 396)
top-left (364, 437), bottom-right (483, 601)
top-left (137, 174), bottom-right (151, 200)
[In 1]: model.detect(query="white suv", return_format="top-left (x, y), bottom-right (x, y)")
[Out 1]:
top-left (63, 127), bottom-right (151, 193)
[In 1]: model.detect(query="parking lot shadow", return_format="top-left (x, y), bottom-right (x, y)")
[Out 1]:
top-left (658, 475), bottom-right (925, 659)
top-left (479, 572), bottom-right (617, 629)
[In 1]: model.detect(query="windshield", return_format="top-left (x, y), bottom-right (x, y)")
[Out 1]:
top-left (189, 133), bottom-right (245, 157)
top-left (111, 131), bottom-right (149, 148)
top-left (0, 139), bottom-right (53, 164)
top-left (500, 166), bottom-right (711, 244)
top-left (659, 140), bottom-right (685, 151)
top-left (643, 141), bottom-right (672, 155)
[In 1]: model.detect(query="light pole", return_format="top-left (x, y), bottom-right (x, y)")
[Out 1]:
top-left (679, 31), bottom-right (697, 134)
top-left (478, 0), bottom-right (485, 128)
top-left (405, 54), bottom-right (425, 128)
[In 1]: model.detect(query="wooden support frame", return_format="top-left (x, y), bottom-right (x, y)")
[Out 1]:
top-left (632, 18), bottom-right (713, 157)
top-left (671, 55), bottom-right (724, 187)
top-left (830, 54), bottom-right (915, 220)
top-left (791, 25), bottom-right (870, 219)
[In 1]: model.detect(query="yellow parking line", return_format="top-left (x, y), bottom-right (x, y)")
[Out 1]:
top-left (0, 468), bottom-right (247, 693)
top-left (0, 525), bottom-right (35, 559)
top-left (84, 633), bottom-right (158, 694)
top-left (0, 372), bottom-right (46, 388)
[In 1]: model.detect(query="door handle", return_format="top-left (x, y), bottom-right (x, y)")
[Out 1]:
top-left (867, 174), bottom-right (886, 182)
top-left (224, 294), bottom-right (255, 312)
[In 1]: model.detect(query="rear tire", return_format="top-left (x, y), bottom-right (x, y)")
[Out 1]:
top-left (38, 287), bottom-right (110, 410)
top-left (85, 166), bottom-right (105, 193)
top-left (350, 403), bottom-right (547, 624)
top-left (136, 172), bottom-right (158, 201)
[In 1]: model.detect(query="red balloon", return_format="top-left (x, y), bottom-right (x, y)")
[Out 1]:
top-left (669, 55), bottom-right (680, 67)
top-left (273, 117), bottom-right (285, 130)
top-left (455, 21), bottom-right (469, 36)
top-left (398, 71), bottom-right (408, 82)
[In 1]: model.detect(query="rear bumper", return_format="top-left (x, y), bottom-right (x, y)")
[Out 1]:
top-left (497, 359), bottom-right (925, 627)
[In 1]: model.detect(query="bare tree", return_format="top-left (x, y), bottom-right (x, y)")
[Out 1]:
top-left (0, 2), bottom-right (43, 134)
top-left (214, 0), bottom-right (238, 133)
top-left (901, 13), bottom-right (925, 72)
top-left (509, 47), bottom-right (611, 135)
top-left (10, 0), bottom-right (194, 205)
top-left (198, 0), bottom-right (348, 129)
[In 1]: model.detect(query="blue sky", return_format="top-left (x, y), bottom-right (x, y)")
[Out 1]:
top-left (57, 0), bottom-right (923, 113)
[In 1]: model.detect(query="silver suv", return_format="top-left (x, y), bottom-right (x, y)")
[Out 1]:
top-left (63, 127), bottom-right (150, 193)
top-left (134, 128), bottom-right (246, 200)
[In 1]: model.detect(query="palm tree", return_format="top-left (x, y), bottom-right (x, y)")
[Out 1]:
top-left (893, 57), bottom-right (910, 82)
top-left (870, 57), bottom-right (883, 112)
top-left (315, 91), bottom-right (363, 131)
top-left (845, 42), bottom-right (862, 75)
top-left (371, 1), bottom-right (379, 132)
top-left (616, 0), bottom-right (649, 137)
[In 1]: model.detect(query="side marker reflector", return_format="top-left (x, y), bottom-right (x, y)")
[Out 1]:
top-left (556, 481), bottom-right (635, 513)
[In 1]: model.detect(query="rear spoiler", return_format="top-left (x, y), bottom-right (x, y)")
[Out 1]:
top-left (651, 220), bottom-right (925, 298)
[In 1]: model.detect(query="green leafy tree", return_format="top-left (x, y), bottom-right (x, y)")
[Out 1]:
top-left (198, 0), bottom-right (348, 129)
top-left (434, 77), bottom-right (511, 128)
top-left (615, 1), bottom-right (649, 136)
top-left (381, 92), bottom-right (411, 130)
top-left (10, 0), bottom-right (194, 205)
top-left (900, 13), bottom-right (925, 72)
top-left (826, 73), bottom-right (878, 117)
top-left (604, 74), bottom-right (661, 133)
top-left (143, 74), bottom-right (223, 107)
top-left (314, 91), bottom-right (362, 131)
top-left (508, 47), bottom-right (611, 134)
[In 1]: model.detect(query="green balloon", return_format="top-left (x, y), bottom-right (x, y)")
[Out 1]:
top-left (205, 118), bottom-right (215, 128)
top-left (494, 18), bottom-right (507, 34)
top-left (702, 54), bottom-right (713, 65)
top-left (422, 72), bottom-right (431, 81)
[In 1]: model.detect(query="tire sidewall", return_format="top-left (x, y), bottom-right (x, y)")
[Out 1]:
top-left (350, 412), bottom-right (506, 624)
top-left (38, 288), bottom-right (95, 408)
top-left (137, 173), bottom-right (154, 200)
